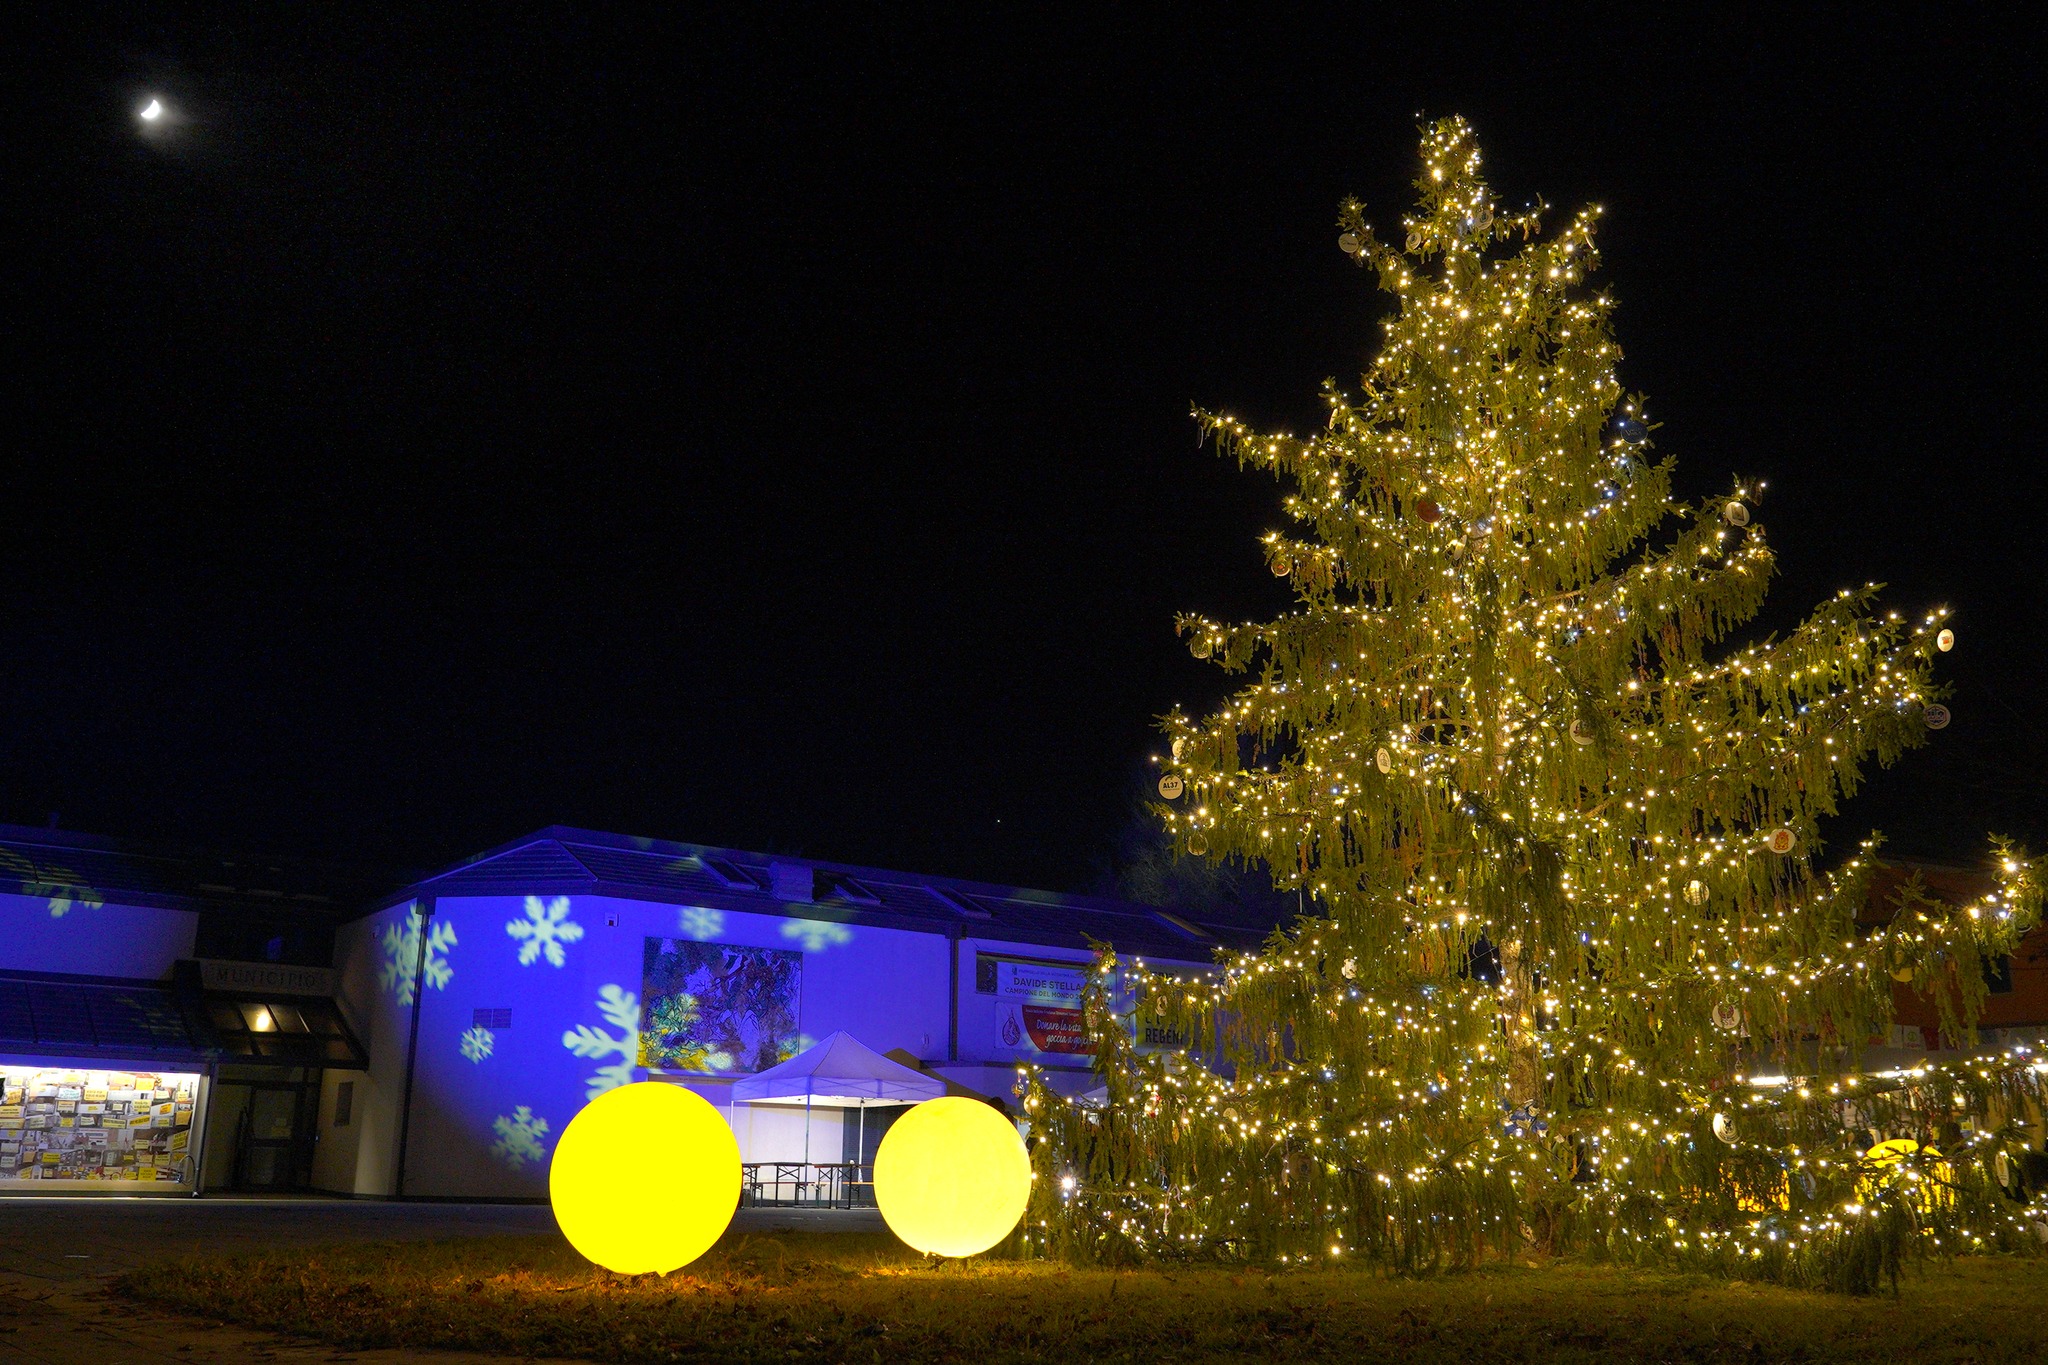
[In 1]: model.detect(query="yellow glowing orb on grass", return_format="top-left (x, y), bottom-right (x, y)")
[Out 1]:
top-left (873, 1096), bottom-right (1031, 1257)
top-left (1861, 1138), bottom-right (1953, 1212)
top-left (549, 1081), bottom-right (740, 1274)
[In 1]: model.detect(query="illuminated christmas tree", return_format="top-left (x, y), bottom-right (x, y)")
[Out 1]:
top-left (1024, 117), bottom-right (2044, 1291)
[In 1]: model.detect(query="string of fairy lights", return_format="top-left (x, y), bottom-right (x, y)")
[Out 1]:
top-left (1016, 117), bottom-right (2046, 1289)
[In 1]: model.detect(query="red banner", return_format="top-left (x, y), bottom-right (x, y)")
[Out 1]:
top-left (1020, 1005), bottom-right (1089, 1054)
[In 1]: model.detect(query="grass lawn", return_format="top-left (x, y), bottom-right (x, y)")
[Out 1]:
top-left (114, 1227), bottom-right (2048, 1364)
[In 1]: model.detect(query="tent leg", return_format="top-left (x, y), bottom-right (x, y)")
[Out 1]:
top-left (857, 1103), bottom-right (867, 1209)
top-left (804, 1094), bottom-right (812, 1203)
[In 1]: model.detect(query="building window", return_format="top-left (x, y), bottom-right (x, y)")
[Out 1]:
top-left (333, 1081), bottom-right (354, 1128)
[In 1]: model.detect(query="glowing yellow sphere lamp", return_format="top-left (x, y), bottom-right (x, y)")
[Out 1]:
top-left (1861, 1137), bottom-right (1953, 1212)
top-left (549, 1081), bottom-right (741, 1274)
top-left (873, 1096), bottom-right (1031, 1257)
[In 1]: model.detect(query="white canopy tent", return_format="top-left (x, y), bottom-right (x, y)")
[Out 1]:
top-left (729, 1030), bottom-right (945, 1166)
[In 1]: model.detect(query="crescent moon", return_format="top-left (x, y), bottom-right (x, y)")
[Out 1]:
top-left (140, 99), bottom-right (163, 121)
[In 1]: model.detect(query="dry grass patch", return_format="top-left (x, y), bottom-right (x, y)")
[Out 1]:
top-left (114, 1228), bottom-right (2048, 1363)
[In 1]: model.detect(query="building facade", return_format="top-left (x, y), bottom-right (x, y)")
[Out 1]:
top-left (1, 825), bottom-right (1261, 1198)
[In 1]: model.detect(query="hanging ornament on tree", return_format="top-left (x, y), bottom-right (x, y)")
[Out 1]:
top-left (1569, 718), bottom-right (1595, 746)
top-left (1190, 635), bottom-right (1212, 659)
top-left (1186, 831), bottom-right (1208, 856)
top-left (1337, 231), bottom-right (1363, 257)
top-left (1766, 828), bottom-right (1798, 855)
top-left (1685, 879), bottom-right (1709, 907)
top-left (1994, 1148), bottom-right (2018, 1196)
top-left (1923, 704), bottom-right (1951, 731)
top-left (1890, 965), bottom-right (1915, 983)
top-left (1270, 553), bottom-right (1292, 577)
top-left (1712, 1112), bottom-right (1738, 1144)
top-left (1937, 628), bottom-right (1955, 652)
top-left (1415, 499), bottom-right (1441, 524)
top-left (1374, 746), bottom-right (1393, 774)
top-left (1340, 956), bottom-right (1358, 980)
top-left (1405, 229), bottom-right (1424, 254)
top-left (1722, 500), bottom-right (1750, 527)
top-left (1711, 1000), bottom-right (1744, 1033)
top-left (1157, 773), bottom-right (1184, 800)
top-left (1610, 414), bottom-right (1648, 444)
top-left (1171, 736), bottom-right (1186, 760)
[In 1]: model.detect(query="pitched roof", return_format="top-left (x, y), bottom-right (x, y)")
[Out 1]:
top-left (0, 824), bottom-right (393, 924)
top-left (377, 826), bottom-right (1270, 961)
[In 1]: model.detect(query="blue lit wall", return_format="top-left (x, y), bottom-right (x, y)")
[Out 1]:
top-left (0, 892), bottom-right (197, 979)
top-left (348, 893), bottom-right (950, 1198)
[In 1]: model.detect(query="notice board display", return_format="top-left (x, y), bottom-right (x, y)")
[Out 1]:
top-left (0, 1064), bottom-right (200, 1187)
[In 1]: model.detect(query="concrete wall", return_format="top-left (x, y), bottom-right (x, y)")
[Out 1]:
top-left (0, 892), bottom-right (197, 979)
top-left (310, 1067), bottom-right (369, 1194)
top-left (334, 910), bottom-right (408, 1196)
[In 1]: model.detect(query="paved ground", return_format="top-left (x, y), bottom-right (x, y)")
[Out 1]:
top-left (0, 1197), bottom-right (883, 1363)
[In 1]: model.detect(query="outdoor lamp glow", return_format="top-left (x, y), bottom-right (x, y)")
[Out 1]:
top-left (873, 1095), bottom-right (1031, 1257)
top-left (549, 1081), bottom-right (740, 1274)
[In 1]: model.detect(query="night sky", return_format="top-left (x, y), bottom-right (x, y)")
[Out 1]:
top-left (8, 11), bottom-right (2044, 894)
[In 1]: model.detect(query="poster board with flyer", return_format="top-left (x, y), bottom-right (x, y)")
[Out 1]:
top-left (0, 1065), bottom-right (201, 1189)
top-left (976, 955), bottom-right (1199, 1061)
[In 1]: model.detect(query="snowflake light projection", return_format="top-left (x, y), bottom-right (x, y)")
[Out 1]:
top-left (378, 907), bottom-right (456, 1006)
top-left (562, 984), bottom-right (641, 1099)
top-left (459, 1026), bottom-right (495, 1063)
top-left (507, 895), bottom-right (584, 967)
top-left (679, 906), bottom-right (724, 940)
top-left (490, 1106), bottom-right (550, 1169)
top-left (780, 919), bottom-right (853, 951)
top-left (0, 849), bottom-right (104, 918)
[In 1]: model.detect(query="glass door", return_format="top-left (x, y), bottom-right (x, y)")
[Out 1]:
top-left (228, 1079), bottom-right (318, 1190)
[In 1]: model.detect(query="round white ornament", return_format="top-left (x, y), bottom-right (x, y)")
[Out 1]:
top-left (1569, 718), bottom-right (1594, 746)
top-left (1712, 1112), bottom-right (1737, 1144)
top-left (1767, 828), bottom-right (1797, 855)
top-left (1157, 773), bottom-right (1184, 800)
top-left (1190, 636), bottom-right (1212, 659)
top-left (1270, 555), bottom-right (1291, 578)
top-left (1337, 231), bottom-right (1363, 256)
top-left (1936, 627), bottom-right (1955, 652)
top-left (1340, 957), bottom-right (1358, 981)
top-left (1684, 879), bottom-right (1709, 907)
top-left (1186, 831), bottom-right (1208, 856)
top-left (1722, 500), bottom-right (1750, 527)
top-left (1923, 704), bottom-right (1951, 731)
top-left (1374, 746), bottom-right (1392, 774)
top-left (1711, 1000), bottom-right (1743, 1033)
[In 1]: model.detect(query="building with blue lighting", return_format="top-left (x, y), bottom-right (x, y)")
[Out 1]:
top-left (1, 824), bottom-right (1267, 1198)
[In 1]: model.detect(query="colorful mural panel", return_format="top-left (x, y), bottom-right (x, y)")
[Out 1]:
top-left (638, 939), bottom-right (801, 1075)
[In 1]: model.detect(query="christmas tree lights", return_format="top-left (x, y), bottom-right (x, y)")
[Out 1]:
top-left (1022, 118), bottom-right (2044, 1292)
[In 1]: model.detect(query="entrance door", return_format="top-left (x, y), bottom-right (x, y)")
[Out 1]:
top-left (225, 1079), bottom-right (318, 1190)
